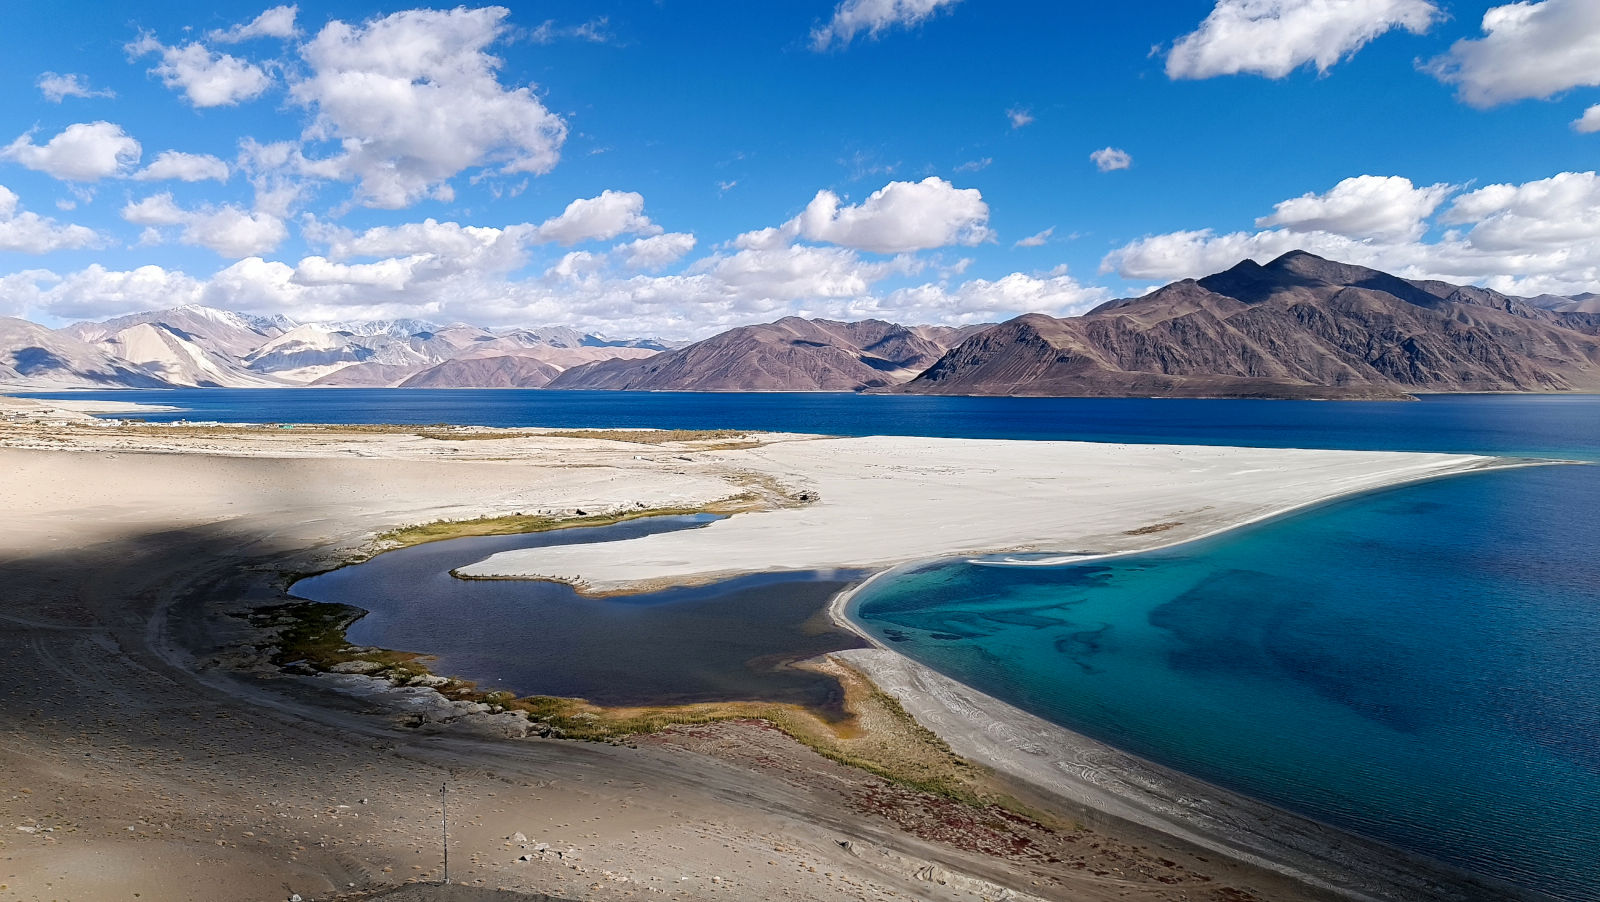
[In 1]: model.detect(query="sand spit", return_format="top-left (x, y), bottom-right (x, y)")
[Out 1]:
top-left (0, 399), bottom-right (1543, 901)
top-left (458, 435), bottom-right (1510, 592)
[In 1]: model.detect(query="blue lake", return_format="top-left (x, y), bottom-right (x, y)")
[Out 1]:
top-left (29, 388), bottom-right (1600, 899)
top-left (19, 388), bottom-right (1600, 457)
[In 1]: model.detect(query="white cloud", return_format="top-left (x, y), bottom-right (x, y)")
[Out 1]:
top-left (1104, 228), bottom-right (1314, 280)
top-left (9, 264), bottom-right (205, 321)
top-left (133, 150), bottom-right (230, 183)
top-left (0, 185), bottom-right (99, 254)
top-left (36, 73), bottom-right (114, 102)
top-left (293, 255), bottom-right (419, 290)
top-left (876, 270), bottom-right (1108, 324)
top-left (208, 5), bottom-right (300, 43)
top-left (1090, 147), bottom-right (1132, 172)
top-left (1, 121), bottom-right (140, 182)
top-left (1574, 104), bottom-right (1600, 133)
top-left (121, 193), bottom-right (188, 226)
top-left (127, 34), bottom-right (274, 107)
top-left (1167, 0), bottom-right (1440, 79)
top-left (1425, 0), bottom-right (1600, 108)
top-left (1102, 169), bottom-right (1600, 297)
top-left (1007, 107), bottom-right (1034, 128)
top-left (691, 244), bottom-right (917, 301)
top-left (186, 207), bottom-right (287, 258)
top-left (531, 190), bottom-right (661, 245)
top-left (793, 177), bottom-right (992, 253)
top-left (615, 233), bottom-right (697, 271)
top-left (1440, 170), bottom-right (1600, 251)
top-left (529, 17), bottom-right (614, 44)
top-left (1014, 227), bottom-right (1054, 248)
top-left (811, 0), bottom-right (962, 50)
top-left (327, 218), bottom-right (527, 264)
top-left (289, 7), bottom-right (568, 209)
top-left (1257, 175), bottom-right (1452, 240)
top-left (953, 157), bottom-right (992, 172)
top-left (120, 192), bottom-right (286, 257)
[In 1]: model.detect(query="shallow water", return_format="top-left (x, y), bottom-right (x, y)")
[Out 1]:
top-left (290, 515), bottom-right (868, 712)
top-left (850, 464), bottom-right (1600, 901)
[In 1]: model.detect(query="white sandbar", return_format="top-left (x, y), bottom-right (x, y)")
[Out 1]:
top-left (458, 435), bottom-right (1507, 592)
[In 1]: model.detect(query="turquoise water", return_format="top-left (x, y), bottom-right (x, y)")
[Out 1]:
top-left (850, 464), bottom-right (1600, 900)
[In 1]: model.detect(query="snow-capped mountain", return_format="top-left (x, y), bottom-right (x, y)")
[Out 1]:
top-left (0, 307), bottom-right (672, 390)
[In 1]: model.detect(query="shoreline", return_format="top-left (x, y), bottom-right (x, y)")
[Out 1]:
top-left (0, 405), bottom-right (1563, 901)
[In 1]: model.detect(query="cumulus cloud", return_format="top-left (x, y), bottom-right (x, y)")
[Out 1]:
top-left (1425, 0), bottom-right (1600, 108)
top-left (288, 6), bottom-right (568, 208)
top-left (1006, 107), bottom-right (1034, 128)
top-left (133, 150), bottom-right (230, 183)
top-left (876, 270), bottom-right (1107, 324)
top-left (120, 192), bottom-right (285, 257)
top-left (1575, 104), bottom-right (1600, 133)
top-left (7, 264), bottom-right (205, 321)
top-left (811, 0), bottom-right (962, 50)
top-left (792, 177), bottom-right (992, 254)
top-left (121, 193), bottom-right (187, 226)
top-left (326, 218), bottom-right (527, 265)
top-left (1102, 169), bottom-right (1600, 297)
top-left (208, 5), bottom-right (300, 43)
top-left (127, 34), bottom-right (274, 107)
top-left (37, 73), bottom-right (114, 102)
top-left (1014, 227), bottom-right (1054, 248)
top-left (1256, 175), bottom-right (1452, 240)
top-left (1439, 170), bottom-right (1600, 251)
top-left (1090, 147), bottom-right (1132, 172)
top-left (1166, 0), bottom-right (1440, 79)
top-left (2, 121), bottom-right (140, 181)
top-left (615, 232), bottom-right (697, 270)
top-left (531, 190), bottom-right (661, 245)
top-left (0, 185), bottom-right (99, 253)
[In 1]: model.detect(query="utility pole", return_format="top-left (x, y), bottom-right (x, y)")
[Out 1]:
top-left (441, 781), bottom-right (450, 885)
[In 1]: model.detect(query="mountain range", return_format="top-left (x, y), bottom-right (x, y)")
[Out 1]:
top-left (2, 305), bottom-right (671, 390)
top-left (897, 251), bottom-right (1600, 399)
top-left (3, 252), bottom-right (1599, 398)
top-left (547, 317), bottom-right (990, 391)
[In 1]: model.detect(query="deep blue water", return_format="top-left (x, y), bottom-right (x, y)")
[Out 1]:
top-left (18, 388), bottom-right (1600, 458)
top-left (28, 388), bottom-right (1600, 899)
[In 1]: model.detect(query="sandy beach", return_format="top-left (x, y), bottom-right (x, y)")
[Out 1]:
top-left (0, 399), bottom-right (1535, 902)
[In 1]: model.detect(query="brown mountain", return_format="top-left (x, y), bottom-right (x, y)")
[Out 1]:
top-left (898, 251), bottom-right (1600, 399)
top-left (547, 317), bottom-right (987, 392)
top-left (398, 354), bottom-right (562, 388)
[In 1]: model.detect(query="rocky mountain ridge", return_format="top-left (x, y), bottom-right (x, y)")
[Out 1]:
top-left (899, 251), bottom-right (1600, 399)
top-left (546, 317), bottom-right (990, 392)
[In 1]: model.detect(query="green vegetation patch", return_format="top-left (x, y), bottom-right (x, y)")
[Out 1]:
top-left (371, 499), bottom-right (758, 551)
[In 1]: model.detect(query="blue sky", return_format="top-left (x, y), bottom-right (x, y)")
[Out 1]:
top-left (2, 0), bottom-right (1599, 337)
